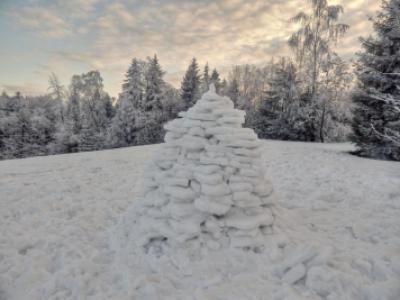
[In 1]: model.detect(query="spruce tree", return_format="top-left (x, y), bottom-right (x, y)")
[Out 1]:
top-left (137, 55), bottom-right (165, 144)
top-left (122, 58), bottom-right (144, 109)
top-left (202, 63), bottom-right (210, 92)
top-left (109, 58), bottom-right (144, 147)
top-left (108, 98), bottom-right (138, 147)
top-left (66, 89), bottom-right (81, 135)
top-left (144, 55), bottom-right (164, 111)
top-left (351, 0), bottom-right (400, 160)
top-left (210, 68), bottom-right (221, 93)
top-left (181, 58), bottom-right (201, 109)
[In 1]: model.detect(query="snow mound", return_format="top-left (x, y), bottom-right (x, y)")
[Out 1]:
top-left (132, 85), bottom-right (275, 250)
top-left (1, 142), bottom-right (399, 299)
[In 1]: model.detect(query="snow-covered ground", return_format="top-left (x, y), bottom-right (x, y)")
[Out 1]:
top-left (0, 141), bottom-right (399, 299)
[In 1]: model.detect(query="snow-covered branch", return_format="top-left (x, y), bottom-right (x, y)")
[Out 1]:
top-left (368, 93), bottom-right (400, 113)
top-left (371, 123), bottom-right (400, 146)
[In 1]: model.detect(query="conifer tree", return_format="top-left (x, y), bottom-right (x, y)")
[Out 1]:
top-left (108, 98), bottom-right (139, 147)
top-left (181, 58), bottom-right (201, 109)
top-left (351, 0), bottom-right (400, 160)
top-left (257, 59), bottom-right (306, 140)
top-left (109, 58), bottom-right (144, 147)
top-left (144, 55), bottom-right (164, 111)
top-left (202, 63), bottom-right (210, 92)
top-left (66, 88), bottom-right (81, 136)
top-left (210, 68), bottom-right (221, 93)
top-left (122, 58), bottom-right (144, 109)
top-left (137, 55), bottom-right (165, 144)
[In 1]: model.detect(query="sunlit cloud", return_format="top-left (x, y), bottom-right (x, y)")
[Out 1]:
top-left (1, 0), bottom-right (380, 96)
top-left (12, 6), bottom-right (72, 38)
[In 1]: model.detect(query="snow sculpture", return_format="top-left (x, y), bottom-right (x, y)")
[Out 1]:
top-left (136, 84), bottom-right (274, 249)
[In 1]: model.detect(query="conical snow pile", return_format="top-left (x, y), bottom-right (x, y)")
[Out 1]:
top-left (136, 85), bottom-right (275, 249)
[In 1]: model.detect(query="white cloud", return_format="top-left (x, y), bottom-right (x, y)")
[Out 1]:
top-left (8, 0), bottom-right (380, 96)
top-left (13, 6), bottom-right (72, 38)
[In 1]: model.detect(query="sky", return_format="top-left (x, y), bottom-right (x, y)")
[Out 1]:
top-left (0, 0), bottom-right (381, 98)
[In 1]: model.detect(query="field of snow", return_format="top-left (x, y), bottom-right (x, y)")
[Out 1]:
top-left (0, 141), bottom-right (399, 299)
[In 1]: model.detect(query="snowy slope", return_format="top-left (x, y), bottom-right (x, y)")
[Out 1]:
top-left (0, 141), bottom-right (399, 299)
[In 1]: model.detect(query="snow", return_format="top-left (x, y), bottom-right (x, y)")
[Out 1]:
top-left (0, 141), bottom-right (400, 299)
top-left (135, 86), bottom-right (275, 249)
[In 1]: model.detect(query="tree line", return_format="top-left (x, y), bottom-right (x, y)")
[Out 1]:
top-left (0, 0), bottom-right (399, 161)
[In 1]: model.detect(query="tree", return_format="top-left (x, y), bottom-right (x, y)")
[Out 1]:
top-left (351, 0), bottom-right (400, 160)
top-left (48, 73), bottom-right (66, 124)
top-left (108, 58), bottom-right (144, 148)
top-left (227, 78), bottom-right (240, 107)
top-left (220, 79), bottom-right (228, 95)
top-left (202, 63), bottom-right (210, 92)
top-left (66, 88), bottom-right (81, 135)
top-left (143, 55), bottom-right (164, 112)
top-left (288, 0), bottom-right (349, 142)
top-left (57, 85), bottom-right (81, 153)
top-left (317, 53), bottom-right (353, 142)
top-left (0, 93), bottom-right (62, 158)
top-left (70, 71), bottom-right (113, 149)
top-left (289, 0), bottom-right (349, 97)
top-left (137, 55), bottom-right (166, 144)
top-left (162, 83), bottom-right (183, 121)
top-left (210, 68), bottom-right (221, 93)
top-left (181, 58), bottom-right (201, 109)
top-left (108, 97), bottom-right (139, 147)
top-left (256, 58), bottom-right (311, 140)
top-left (122, 58), bottom-right (145, 109)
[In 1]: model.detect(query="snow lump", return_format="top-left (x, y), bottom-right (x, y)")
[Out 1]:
top-left (134, 84), bottom-right (275, 250)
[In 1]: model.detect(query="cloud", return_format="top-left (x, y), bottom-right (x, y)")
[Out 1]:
top-left (1, 83), bottom-right (45, 96)
top-left (13, 6), bottom-right (72, 38)
top-left (6, 0), bottom-right (381, 96)
top-left (10, 0), bottom-right (101, 38)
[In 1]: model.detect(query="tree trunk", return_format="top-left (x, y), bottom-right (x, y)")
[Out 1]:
top-left (319, 101), bottom-right (326, 143)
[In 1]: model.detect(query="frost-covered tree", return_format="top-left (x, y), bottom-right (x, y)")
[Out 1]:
top-left (202, 63), bottom-right (210, 92)
top-left (0, 93), bottom-right (61, 158)
top-left (317, 53), bottom-right (353, 142)
top-left (220, 79), bottom-right (228, 95)
top-left (136, 55), bottom-right (166, 144)
top-left (55, 87), bottom-right (81, 153)
top-left (122, 58), bottom-right (145, 109)
top-left (144, 55), bottom-right (164, 112)
top-left (108, 58), bottom-right (144, 148)
top-left (228, 78), bottom-right (240, 108)
top-left (163, 83), bottom-right (184, 121)
top-left (48, 73), bottom-right (66, 124)
top-left (255, 58), bottom-right (314, 141)
top-left (181, 58), bottom-right (201, 109)
top-left (210, 68), bottom-right (221, 93)
top-left (108, 99), bottom-right (139, 148)
top-left (351, 0), bottom-right (400, 160)
top-left (66, 89), bottom-right (81, 134)
top-left (289, 0), bottom-right (349, 98)
top-left (289, 0), bottom-right (349, 142)
top-left (133, 85), bottom-right (275, 250)
top-left (56, 71), bottom-right (113, 152)
top-left (73, 71), bottom-right (113, 150)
